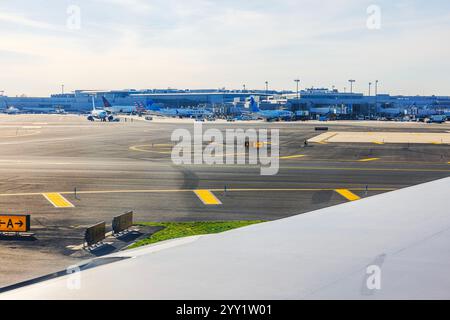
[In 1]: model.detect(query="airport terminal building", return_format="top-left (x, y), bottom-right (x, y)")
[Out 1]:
top-left (289, 88), bottom-right (450, 119)
top-left (0, 89), bottom-right (272, 113)
top-left (1, 88), bottom-right (450, 118)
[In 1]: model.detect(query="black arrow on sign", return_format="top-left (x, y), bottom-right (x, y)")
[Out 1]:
top-left (15, 221), bottom-right (23, 227)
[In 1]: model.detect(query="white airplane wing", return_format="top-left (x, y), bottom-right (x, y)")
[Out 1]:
top-left (1, 177), bottom-right (450, 300)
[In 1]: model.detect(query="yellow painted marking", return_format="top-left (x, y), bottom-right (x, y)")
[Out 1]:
top-left (373, 141), bottom-right (384, 145)
top-left (194, 190), bottom-right (222, 205)
top-left (130, 145), bottom-right (246, 157)
top-left (335, 189), bottom-right (361, 201)
top-left (276, 158), bottom-right (448, 165)
top-left (153, 144), bottom-right (173, 147)
top-left (358, 158), bottom-right (380, 162)
top-left (43, 193), bottom-right (75, 208)
top-left (279, 154), bottom-right (306, 160)
top-left (276, 166), bottom-right (450, 172)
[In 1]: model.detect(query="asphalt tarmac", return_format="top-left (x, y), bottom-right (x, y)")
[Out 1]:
top-left (0, 114), bottom-right (449, 287)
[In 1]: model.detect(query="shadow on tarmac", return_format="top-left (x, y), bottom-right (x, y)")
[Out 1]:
top-left (0, 234), bottom-right (37, 242)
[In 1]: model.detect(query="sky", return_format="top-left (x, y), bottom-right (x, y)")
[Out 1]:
top-left (0, 0), bottom-right (449, 96)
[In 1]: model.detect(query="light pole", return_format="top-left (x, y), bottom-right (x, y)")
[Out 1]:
top-left (243, 84), bottom-right (246, 92)
top-left (294, 79), bottom-right (300, 100)
top-left (61, 84), bottom-right (64, 95)
top-left (375, 80), bottom-right (379, 116)
top-left (265, 81), bottom-right (268, 95)
top-left (368, 82), bottom-right (372, 118)
top-left (348, 80), bottom-right (355, 93)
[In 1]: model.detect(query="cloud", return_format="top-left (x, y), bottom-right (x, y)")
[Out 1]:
top-left (94, 0), bottom-right (155, 13)
top-left (0, 0), bottom-right (449, 96)
top-left (0, 11), bottom-right (59, 30)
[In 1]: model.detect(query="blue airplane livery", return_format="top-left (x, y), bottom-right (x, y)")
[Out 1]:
top-left (147, 102), bottom-right (212, 118)
top-left (249, 97), bottom-right (293, 121)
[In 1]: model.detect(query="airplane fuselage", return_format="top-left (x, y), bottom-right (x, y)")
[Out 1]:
top-left (150, 108), bottom-right (212, 118)
top-left (88, 109), bottom-right (113, 121)
top-left (255, 110), bottom-right (293, 121)
top-left (4, 107), bottom-right (20, 114)
top-left (104, 106), bottom-right (135, 114)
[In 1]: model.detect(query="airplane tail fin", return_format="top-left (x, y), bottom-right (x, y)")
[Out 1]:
top-left (102, 96), bottom-right (112, 109)
top-left (135, 102), bottom-right (148, 113)
top-left (249, 97), bottom-right (260, 112)
top-left (147, 99), bottom-right (159, 111)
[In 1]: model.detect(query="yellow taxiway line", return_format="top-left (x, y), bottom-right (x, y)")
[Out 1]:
top-left (130, 145), bottom-right (247, 157)
top-left (172, 164), bottom-right (450, 173)
top-left (335, 189), bottom-right (361, 201)
top-left (275, 166), bottom-right (450, 172)
top-left (42, 193), bottom-right (75, 208)
top-left (279, 154), bottom-right (306, 160)
top-left (276, 157), bottom-right (450, 166)
top-left (130, 145), bottom-right (448, 166)
top-left (194, 190), bottom-right (222, 205)
top-left (358, 158), bottom-right (380, 162)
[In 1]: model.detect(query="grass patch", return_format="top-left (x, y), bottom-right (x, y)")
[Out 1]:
top-left (128, 220), bottom-right (264, 249)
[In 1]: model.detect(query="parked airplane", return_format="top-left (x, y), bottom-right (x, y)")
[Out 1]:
top-left (147, 105), bottom-right (178, 117)
top-left (102, 97), bottom-right (137, 114)
top-left (426, 115), bottom-right (447, 123)
top-left (249, 97), bottom-right (293, 121)
top-left (3, 106), bottom-right (20, 114)
top-left (87, 97), bottom-right (114, 122)
top-left (233, 114), bottom-right (255, 121)
top-left (2, 99), bottom-right (20, 114)
top-left (134, 101), bottom-right (161, 115)
top-left (148, 103), bottom-right (213, 118)
top-left (134, 102), bottom-right (147, 115)
top-left (177, 107), bottom-right (213, 118)
top-left (54, 106), bottom-right (67, 114)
